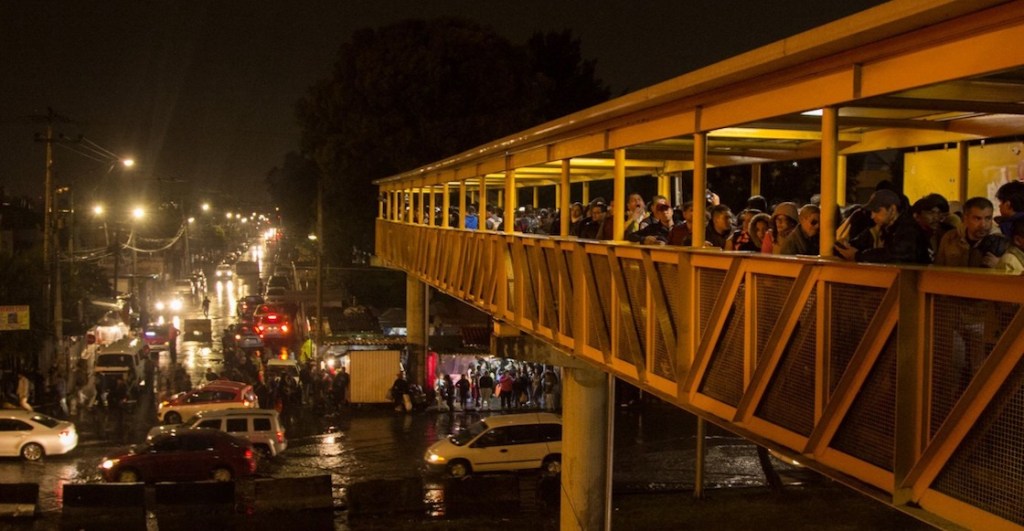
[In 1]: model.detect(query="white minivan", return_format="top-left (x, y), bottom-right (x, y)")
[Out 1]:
top-left (424, 412), bottom-right (562, 478)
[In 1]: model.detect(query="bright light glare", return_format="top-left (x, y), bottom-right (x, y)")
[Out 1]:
top-left (307, 234), bottom-right (317, 241)
top-left (132, 207), bottom-right (145, 220)
top-left (202, 203), bottom-right (210, 212)
top-left (801, 108), bottom-right (823, 116)
top-left (155, 301), bottom-right (165, 311)
top-left (169, 299), bottom-right (183, 311)
top-left (226, 213), bottom-right (233, 219)
top-left (187, 217), bottom-right (195, 223)
top-left (93, 205), bottom-right (104, 216)
top-left (121, 159), bottom-right (135, 168)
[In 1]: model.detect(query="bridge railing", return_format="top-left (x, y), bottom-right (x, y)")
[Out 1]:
top-left (376, 219), bottom-right (1024, 530)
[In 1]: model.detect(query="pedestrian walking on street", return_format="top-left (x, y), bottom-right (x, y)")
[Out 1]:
top-left (16, 370), bottom-right (33, 412)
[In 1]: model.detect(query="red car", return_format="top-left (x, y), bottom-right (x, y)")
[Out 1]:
top-left (99, 429), bottom-right (255, 483)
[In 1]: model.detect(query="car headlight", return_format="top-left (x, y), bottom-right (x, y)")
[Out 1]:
top-left (170, 299), bottom-right (183, 311)
top-left (100, 459), bottom-right (118, 470)
top-left (155, 301), bottom-right (165, 311)
top-left (426, 452), bottom-right (445, 464)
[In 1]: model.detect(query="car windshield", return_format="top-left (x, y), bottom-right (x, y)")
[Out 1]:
top-left (449, 421), bottom-right (488, 446)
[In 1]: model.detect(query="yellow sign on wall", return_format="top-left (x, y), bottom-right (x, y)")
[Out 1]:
top-left (0, 306), bottom-right (30, 331)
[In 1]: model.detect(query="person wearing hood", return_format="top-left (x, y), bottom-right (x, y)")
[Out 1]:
top-left (763, 202), bottom-right (799, 254)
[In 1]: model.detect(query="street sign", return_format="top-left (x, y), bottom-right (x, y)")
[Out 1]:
top-left (0, 306), bottom-right (30, 331)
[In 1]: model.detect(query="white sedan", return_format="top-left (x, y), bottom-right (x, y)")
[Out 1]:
top-left (0, 410), bottom-right (78, 461)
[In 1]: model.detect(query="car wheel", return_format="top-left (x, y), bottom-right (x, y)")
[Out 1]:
top-left (117, 469), bottom-right (139, 483)
top-left (542, 455), bottom-right (561, 476)
top-left (446, 460), bottom-right (471, 479)
top-left (211, 467), bottom-right (233, 482)
top-left (20, 443), bottom-right (43, 462)
top-left (164, 412), bottom-right (181, 425)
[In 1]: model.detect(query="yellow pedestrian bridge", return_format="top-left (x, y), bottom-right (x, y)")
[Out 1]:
top-left (372, 2), bottom-right (1024, 528)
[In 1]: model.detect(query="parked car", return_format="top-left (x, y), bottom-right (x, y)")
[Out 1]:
top-left (93, 337), bottom-right (147, 392)
top-left (147, 408), bottom-right (286, 457)
top-left (0, 410), bottom-right (78, 461)
top-left (264, 286), bottom-right (287, 303)
top-left (157, 380), bottom-right (258, 425)
top-left (224, 323), bottom-right (263, 351)
top-left (265, 358), bottom-right (300, 387)
top-left (423, 412), bottom-right (562, 478)
top-left (254, 313), bottom-right (291, 340)
top-left (236, 294), bottom-right (264, 319)
top-left (142, 323), bottom-right (173, 351)
top-left (99, 429), bottom-right (255, 483)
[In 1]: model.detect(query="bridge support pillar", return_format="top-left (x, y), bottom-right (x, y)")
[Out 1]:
top-left (561, 366), bottom-right (611, 531)
top-left (406, 275), bottom-right (428, 388)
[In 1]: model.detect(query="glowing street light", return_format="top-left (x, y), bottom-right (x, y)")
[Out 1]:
top-left (225, 212), bottom-right (233, 219)
top-left (121, 158), bottom-right (135, 168)
top-left (201, 203), bottom-right (210, 212)
top-left (92, 204), bottom-right (104, 216)
top-left (132, 206), bottom-right (145, 220)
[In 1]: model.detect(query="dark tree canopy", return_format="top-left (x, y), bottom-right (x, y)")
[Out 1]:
top-left (294, 18), bottom-right (609, 264)
top-left (265, 151), bottom-right (319, 238)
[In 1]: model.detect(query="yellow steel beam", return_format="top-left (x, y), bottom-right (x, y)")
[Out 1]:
top-left (820, 107), bottom-right (838, 257)
top-left (692, 132), bottom-right (708, 247)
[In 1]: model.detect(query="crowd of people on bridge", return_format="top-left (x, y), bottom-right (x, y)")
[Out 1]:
top-left (426, 180), bottom-right (1024, 272)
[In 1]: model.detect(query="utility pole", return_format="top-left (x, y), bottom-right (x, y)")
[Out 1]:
top-left (315, 170), bottom-right (324, 356)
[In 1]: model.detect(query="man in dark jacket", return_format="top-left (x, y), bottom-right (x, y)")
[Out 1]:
top-left (628, 197), bottom-right (673, 244)
top-left (836, 190), bottom-right (930, 264)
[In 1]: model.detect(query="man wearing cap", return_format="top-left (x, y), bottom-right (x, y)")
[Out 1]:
top-left (628, 196), bottom-right (674, 245)
top-left (935, 196), bottom-right (1001, 268)
top-left (835, 189), bottom-right (930, 264)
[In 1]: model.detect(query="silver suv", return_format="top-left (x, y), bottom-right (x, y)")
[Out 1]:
top-left (147, 408), bottom-right (287, 458)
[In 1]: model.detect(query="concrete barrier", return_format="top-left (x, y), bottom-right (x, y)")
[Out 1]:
top-left (151, 481), bottom-right (235, 530)
top-left (347, 478), bottom-right (422, 516)
top-left (253, 475), bottom-right (333, 512)
top-left (442, 475), bottom-right (521, 517)
top-left (0, 483), bottom-right (37, 518)
top-left (61, 483), bottom-right (145, 530)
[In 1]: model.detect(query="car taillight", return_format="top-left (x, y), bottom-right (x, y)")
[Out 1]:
top-left (254, 326), bottom-right (263, 334)
top-left (276, 431), bottom-right (284, 443)
top-left (59, 429), bottom-right (73, 440)
top-left (281, 324), bottom-right (289, 333)
top-left (244, 448), bottom-right (254, 460)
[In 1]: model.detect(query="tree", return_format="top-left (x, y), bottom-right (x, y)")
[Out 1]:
top-left (265, 151), bottom-right (318, 239)
top-left (295, 18), bottom-right (609, 264)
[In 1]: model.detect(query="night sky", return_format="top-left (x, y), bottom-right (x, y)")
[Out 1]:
top-left (0, 0), bottom-right (886, 204)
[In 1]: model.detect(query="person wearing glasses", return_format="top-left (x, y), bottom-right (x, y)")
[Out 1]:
top-left (778, 204), bottom-right (821, 256)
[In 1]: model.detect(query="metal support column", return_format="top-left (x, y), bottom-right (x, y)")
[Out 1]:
top-left (459, 182), bottom-right (467, 229)
top-left (560, 160), bottom-right (571, 236)
top-left (561, 366), bottom-right (611, 531)
top-left (406, 276), bottom-right (428, 388)
top-left (505, 167), bottom-right (516, 235)
top-left (695, 417), bottom-right (706, 499)
top-left (429, 186), bottom-right (436, 226)
top-left (957, 141), bottom-right (970, 202)
top-left (692, 133), bottom-right (708, 247)
top-left (613, 149), bottom-right (626, 241)
top-left (751, 164), bottom-right (762, 198)
top-left (442, 183), bottom-right (450, 228)
top-left (820, 107), bottom-right (839, 257)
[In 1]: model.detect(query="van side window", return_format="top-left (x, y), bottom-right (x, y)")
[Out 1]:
top-left (197, 420), bottom-right (221, 430)
top-left (539, 424), bottom-right (562, 442)
top-left (225, 419), bottom-right (247, 433)
top-left (505, 424), bottom-right (539, 445)
top-left (252, 418), bottom-right (271, 431)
